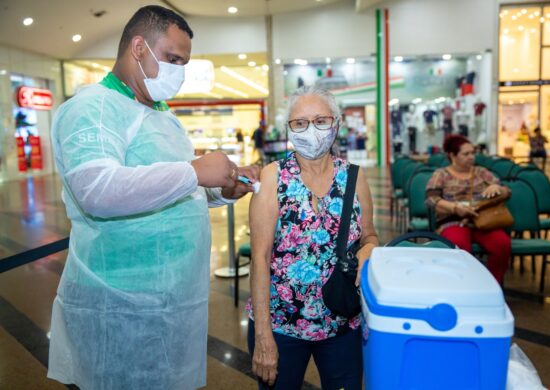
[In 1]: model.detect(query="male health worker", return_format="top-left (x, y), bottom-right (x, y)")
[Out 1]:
top-left (47, 6), bottom-right (259, 389)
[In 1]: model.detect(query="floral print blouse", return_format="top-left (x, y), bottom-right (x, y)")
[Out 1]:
top-left (247, 153), bottom-right (363, 341)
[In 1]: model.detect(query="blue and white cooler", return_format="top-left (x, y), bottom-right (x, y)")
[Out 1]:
top-left (360, 247), bottom-right (514, 390)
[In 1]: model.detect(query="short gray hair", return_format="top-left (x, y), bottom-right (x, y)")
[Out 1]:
top-left (284, 86), bottom-right (341, 126)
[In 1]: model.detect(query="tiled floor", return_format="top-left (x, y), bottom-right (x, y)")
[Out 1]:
top-left (0, 168), bottom-right (549, 389)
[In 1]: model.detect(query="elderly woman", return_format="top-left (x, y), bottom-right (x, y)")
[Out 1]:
top-left (247, 86), bottom-right (379, 389)
top-left (426, 135), bottom-right (511, 284)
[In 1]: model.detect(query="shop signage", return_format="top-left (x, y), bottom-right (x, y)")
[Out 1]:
top-left (16, 86), bottom-right (54, 110)
top-left (500, 80), bottom-right (550, 87)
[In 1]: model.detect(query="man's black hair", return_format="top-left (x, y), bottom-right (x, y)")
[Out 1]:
top-left (117, 5), bottom-right (193, 58)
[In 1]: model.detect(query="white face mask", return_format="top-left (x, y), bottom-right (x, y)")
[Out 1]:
top-left (138, 40), bottom-right (185, 101)
top-left (288, 123), bottom-right (337, 160)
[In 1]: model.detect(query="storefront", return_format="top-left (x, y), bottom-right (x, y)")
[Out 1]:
top-left (0, 45), bottom-right (62, 181)
top-left (281, 53), bottom-right (492, 162)
top-left (498, 3), bottom-right (550, 157)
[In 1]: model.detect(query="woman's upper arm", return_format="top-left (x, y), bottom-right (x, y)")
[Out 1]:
top-left (249, 162), bottom-right (279, 262)
top-left (355, 168), bottom-right (377, 239)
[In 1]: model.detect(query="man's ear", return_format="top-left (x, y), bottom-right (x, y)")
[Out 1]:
top-left (130, 36), bottom-right (146, 61)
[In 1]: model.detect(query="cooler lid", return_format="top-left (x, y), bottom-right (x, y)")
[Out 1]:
top-left (366, 247), bottom-right (505, 309)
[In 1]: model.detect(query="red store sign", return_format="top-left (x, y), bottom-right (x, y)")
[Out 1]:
top-left (16, 86), bottom-right (54, 110)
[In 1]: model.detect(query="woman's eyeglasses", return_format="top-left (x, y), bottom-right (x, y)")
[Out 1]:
top-left (287, 116), bottom-right (336, 133)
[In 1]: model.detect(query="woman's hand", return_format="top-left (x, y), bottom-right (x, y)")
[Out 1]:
top-left (355, 242), bottom-right (376, 286)
top-left (252, 333), bottom-right (279, 386)
top-left (481, 184), bottom-right (502, 199)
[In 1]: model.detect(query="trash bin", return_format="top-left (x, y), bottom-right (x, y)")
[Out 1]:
top-left (360, 247), bottom-right (514, 390)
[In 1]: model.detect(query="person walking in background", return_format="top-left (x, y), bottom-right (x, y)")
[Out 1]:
top-left (253, 121), bottom-right (266, 164)
top-left (529, 127), bottom-right (548, 170)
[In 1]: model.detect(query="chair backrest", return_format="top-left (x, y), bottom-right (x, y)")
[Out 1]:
top-left (391, 157), bottom-right (413, 190)
top-left (408, 169), bottom-right (435, 219)
top-left (508, 162), bottom-right (537, 178)
top-left (490, 159), bottom-right (516, 179)
top-left (401, 162), bottom-right (422, 198)
top-left (501, 179), bottom-right (541, 233)
top-left (427, 153), bottom-right (449, 167)
top-left (483, 156), bottom-right (505, 169)
top-left (474, 154), bottom-right (491, 167)
top-left (516, 168), bottom-right (550, 213)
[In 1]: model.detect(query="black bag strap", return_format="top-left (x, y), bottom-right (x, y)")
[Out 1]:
top-left (335, 164), bottom-right (359, 262)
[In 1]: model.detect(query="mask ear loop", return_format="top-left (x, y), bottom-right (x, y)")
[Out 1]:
top-left (137, 40), bottom-right (159, 80)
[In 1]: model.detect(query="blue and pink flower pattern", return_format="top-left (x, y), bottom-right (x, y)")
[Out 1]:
top-left (247, 153), bottom-right (363, 341)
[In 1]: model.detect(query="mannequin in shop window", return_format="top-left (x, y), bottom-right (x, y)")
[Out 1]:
top-left (423, 106), bottom-right (438, 146)
top-left (529, 127), bottom-right (548, 170)
top-left (391, 106), bottom-right (403, 154)
top-left (473, 98), bottom-right (486, 145)
top-left (455, 105), bottom-right (470, 138)
top-left (404, 104), bottom-right (419, 154)
top-left (441, 101), bottom-right (455, 137)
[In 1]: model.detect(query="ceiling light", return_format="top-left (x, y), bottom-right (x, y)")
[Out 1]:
top-left (238, 53), bottom-right (247, 60)
top-left (72, 34), bottom-right (82, 42)
top-left (476, 54), bottom-right (483, 60)
top-left (513, 68), bottom-right (519, 73)
top-left (220, 66), bottom-right (268, 94)
top-left (442, 54), bottom-right (452, 60)
top-left (547, 13), bottom-right (550, 18)
top-left (293, 59), bottom-right (308, 66)
top-left (503, 28), bottom-right (509, 34)
top-left (261, 64), bottom-right (269, 71)
top-left (228, 6), bottom-right (238, 14)
top-left (346, 58), bottom-right (356, 64)
top-left (248, 61), bottom-right (256, 67)
top-left (0, 69), bottom-right (6, 76)
top-left (325, 57), bottom-right (331, 64)
top-left (521, 9), bottom-right (527, 14)
top-left (23, 17), bottom-right (33, 26)
top-left (529, 14), bottom-right (534, 19)
top-left (531, 28), bottom-right (537, 33)
top-left (394, 56), bottom-right (403, 62)
top-left (512, 15), bottom-right (517, 20)
top-left (214, 82), bottom-right (249, 98)
top-left (518, 25), bottom-right (524, 31)
top-left (412, 98), bottom-right (422, 104)
top-left (275, 58), bottom-right (281, 64)
top-left (534, 11), bottom-right (540, 16)
top-left (541, 17), bottom-right (545, 23)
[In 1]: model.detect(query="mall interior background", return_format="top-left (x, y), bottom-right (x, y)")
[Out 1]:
top-left (0, 0), bottom-right (548, 180)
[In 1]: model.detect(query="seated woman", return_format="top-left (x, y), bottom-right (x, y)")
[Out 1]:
top-left (426, 135), bottom-right (511, 284)
top-left (247, 86), bottom-right (378, 389)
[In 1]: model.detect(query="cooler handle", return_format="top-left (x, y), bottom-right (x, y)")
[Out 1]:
top-left (362, 265), bottom-right (457, 332)
top-left (385, 231), bottom-right (457, 249)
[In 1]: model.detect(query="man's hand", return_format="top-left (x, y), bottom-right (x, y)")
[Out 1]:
top-left (221, 165), bottom-right (261, 200)
top-left (190, 152), bottom-right (237, 188)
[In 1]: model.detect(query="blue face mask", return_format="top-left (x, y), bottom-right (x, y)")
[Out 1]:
top-left (138, 40), bottom-right (186, 101)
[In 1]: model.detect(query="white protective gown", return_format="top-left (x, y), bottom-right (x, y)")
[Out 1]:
top-left (47, 83), bottom-right (229, 389)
